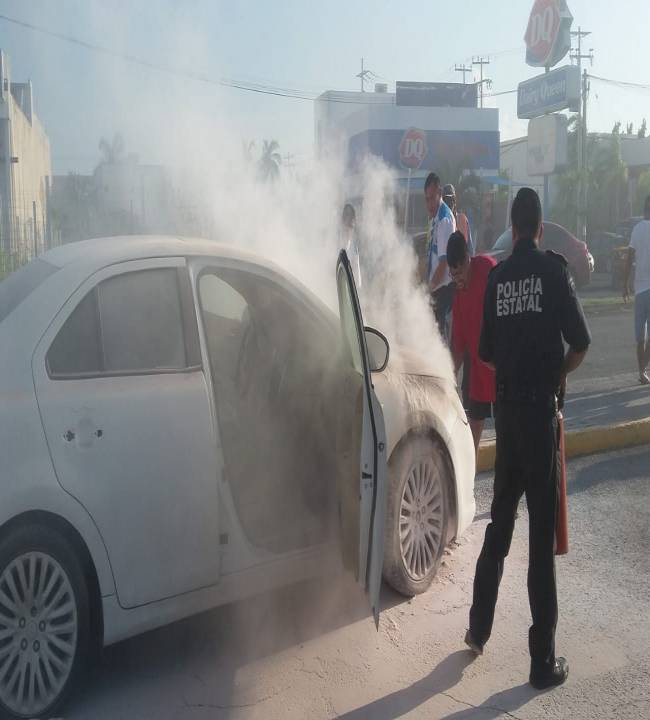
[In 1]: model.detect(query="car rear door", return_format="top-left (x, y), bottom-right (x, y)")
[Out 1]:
top-left (33, 258), bottom-right (222, 608)
top-left (335, 249), bottom-right (388, 627)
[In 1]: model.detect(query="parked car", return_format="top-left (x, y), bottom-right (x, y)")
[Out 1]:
top-left (0, 237), bottom-right (475, 718)
top-left (488, 222), bottom-right (593, 288)
top-left (589, 231), bottom-right (626, 273)
top-left (616, 216), bottom-right (643, 243)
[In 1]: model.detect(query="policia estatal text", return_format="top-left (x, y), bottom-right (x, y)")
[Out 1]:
top-left (465, 188), bottom-right (591, 690)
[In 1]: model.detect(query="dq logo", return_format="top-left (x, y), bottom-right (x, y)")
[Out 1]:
top-left (525, 0), bottom-right (562, 66)
top-left (399, 127), bottom-right (428, 170)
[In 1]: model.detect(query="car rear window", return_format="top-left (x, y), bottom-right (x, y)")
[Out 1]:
top-left (0, 258), bottom-right (58, 324)
top-left (47, 268), bottom-right (188, 377)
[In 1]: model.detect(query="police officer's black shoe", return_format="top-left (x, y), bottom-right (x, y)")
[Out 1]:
top-left (464, 630), bottom-right (483, 656)
top-left (530, 657), bottom-right (569, 690)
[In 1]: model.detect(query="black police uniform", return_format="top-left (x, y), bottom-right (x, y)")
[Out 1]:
top-left (469, 237), bottom-right (591, 678)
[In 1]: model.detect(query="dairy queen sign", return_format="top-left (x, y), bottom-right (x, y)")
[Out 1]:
top-left (399, 128), bottom-right (428, 170)
top-left (524, 0), bottom-right (573, 68)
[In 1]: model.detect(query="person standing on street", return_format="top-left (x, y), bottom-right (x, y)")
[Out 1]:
top-left (444, 184), bottom-right (475, 256)
top-left (447, 231), bottom-right (496, 460)
top-left (444, 183), bottom-right (475, 406)
top-left (465, 188), bottom-right (591, 690)
top-left (341, 203), bottom-right (362, 289)
top-left (424, 172), bottom-right (456, 338)
top-left (623, 194), bottom-right (650, 385)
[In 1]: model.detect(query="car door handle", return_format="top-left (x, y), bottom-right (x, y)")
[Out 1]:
top-left (362, 472), bottom-right (372, 479)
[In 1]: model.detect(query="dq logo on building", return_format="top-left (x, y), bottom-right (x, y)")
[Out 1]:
top-left (399, 127), bottom-right (428, 170)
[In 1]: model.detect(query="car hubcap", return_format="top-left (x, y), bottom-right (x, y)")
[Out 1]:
top-left (399, 459), bottom-right (444, 581)
top-left (0, 552), bottom-right (77, 717)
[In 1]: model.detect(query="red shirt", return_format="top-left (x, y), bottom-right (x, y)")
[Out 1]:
top-left (452, 255), bottom-right (497, 403)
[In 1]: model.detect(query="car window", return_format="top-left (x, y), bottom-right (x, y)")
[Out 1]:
top-left (47, 290), bottom-right (102, 375)
top-left (200, 273), bottom-right (247, 322)
top-left (199, 273), bottom-right (249, 382)
top-left (337, 264), bottom-right (364, 375)
top-left (47, 268), bottom-right (187, 377)
top-left (0, 258), bottom-right (58, 323)
top-left (542, 224), bottom-right (563, 251)
top-left (492, 229), bottom-right (512, 253)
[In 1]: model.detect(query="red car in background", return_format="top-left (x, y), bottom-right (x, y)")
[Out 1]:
top-left (488, 222), bottom-right (594, 288)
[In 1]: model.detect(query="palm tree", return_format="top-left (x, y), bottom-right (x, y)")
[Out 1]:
top-left (241, 139), bottom-right (256, 165)
top-left (97, 133), bottom-right (126, 166)
top-left (258, 139), bottom-right (281, 182)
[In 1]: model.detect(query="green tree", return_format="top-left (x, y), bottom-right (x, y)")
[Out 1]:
top-left (626, 122), bottom-right (634, 135)
top-left (638, 119), bottom-right (647, 139)
top-left (552, 118), bottom-right (629, 235)
top-left (586, 128), bottom-right (628, 232)
top-left (97, 133), bottom-right (126, 166)
top-left (636, 170), bottom-right (650, 213)
top-left (258, 139), bottom-right (281, 182)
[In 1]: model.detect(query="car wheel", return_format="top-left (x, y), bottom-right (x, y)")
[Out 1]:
top-left (383, 436), bottom-right (450, 597)
top-left (0, 525), bottom-right (90, 719)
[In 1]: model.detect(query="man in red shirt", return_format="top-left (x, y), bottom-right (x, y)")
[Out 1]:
top-left (448, 231), bottom-right (497, 459)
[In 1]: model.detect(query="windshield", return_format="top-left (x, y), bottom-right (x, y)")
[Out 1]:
top-left (0, 258), bottom-right (58, 324)
top-left (492, 228), bottom-right (513, 253)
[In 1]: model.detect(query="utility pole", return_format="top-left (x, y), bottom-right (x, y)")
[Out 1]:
top-left (472, 56), bottom-right (491, 108)
top-left (570, 27), bottom-right (594, 244)
top-left (455, 64), bottom-right (473, 84)
top-left (356, 57), bottom-right (372, 93)
top-left (582, 68), bottom-right (590, 235)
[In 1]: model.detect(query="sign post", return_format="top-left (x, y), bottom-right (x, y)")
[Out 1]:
top-left (399, 128), bottom-right (428, 231)
top-left (527, 113), bottom-right (568, 222)
top-left (519, 1), bottom-right (574, 219)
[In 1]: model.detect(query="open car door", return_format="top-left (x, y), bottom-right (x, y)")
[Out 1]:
top-left (335, 249), bottom-right (388, 627)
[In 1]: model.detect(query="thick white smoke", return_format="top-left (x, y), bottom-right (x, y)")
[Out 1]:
top-left (172, 121), bottom-right (454, 383)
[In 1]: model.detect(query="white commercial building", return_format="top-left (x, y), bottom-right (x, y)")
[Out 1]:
top-left (315, 84), bottom-right (499, 233)
top-left (0, 50), bottom-right (52, 264)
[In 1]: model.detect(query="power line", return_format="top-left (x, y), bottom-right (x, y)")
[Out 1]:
top-left (454, 64), bottom-right (473, 84)
top-left (486, 89), bottom-right (517, 97)
top-left (0, 12), bottom-right (393, 105)
top-left (588, 74), bottom-right (650, 92)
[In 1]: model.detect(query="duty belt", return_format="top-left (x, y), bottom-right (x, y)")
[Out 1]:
top-left (496, 384), bottom-right (558, 410)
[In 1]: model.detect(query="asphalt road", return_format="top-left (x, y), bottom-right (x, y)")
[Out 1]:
top-left (483, 299), bottom-right (650, 439)
top-left (63, 446), bottom-right (650, 720)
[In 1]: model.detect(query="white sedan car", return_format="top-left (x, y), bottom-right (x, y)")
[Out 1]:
top-left (0, 237), bottom-right (474, 718)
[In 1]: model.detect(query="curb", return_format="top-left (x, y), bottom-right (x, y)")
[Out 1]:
top-left (477, 417), bottom-right (650, 474)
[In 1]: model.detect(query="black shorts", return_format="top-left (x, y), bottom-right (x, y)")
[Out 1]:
top-left (467, 400), bottom-right (494, 421)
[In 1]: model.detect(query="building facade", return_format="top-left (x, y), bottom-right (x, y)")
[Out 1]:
top-left (0, 50), bottom-right (52, 266)
top-left (315, 84), bottom-right (500, 234)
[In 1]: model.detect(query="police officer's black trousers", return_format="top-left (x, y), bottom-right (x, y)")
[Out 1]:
top-left (469, 400), bottom-right (559, 673)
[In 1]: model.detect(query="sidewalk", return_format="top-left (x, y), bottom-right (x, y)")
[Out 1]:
top-left (482, 373), bottom-right (650, 441)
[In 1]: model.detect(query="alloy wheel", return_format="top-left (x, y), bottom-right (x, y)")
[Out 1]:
top-left (399, 459), bottom-right (444, 581)
top-left (0, 552), bottom-right (78, 718)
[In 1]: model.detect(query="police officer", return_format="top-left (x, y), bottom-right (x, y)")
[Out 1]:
top-left (465, 188), bottom-right (591, 690)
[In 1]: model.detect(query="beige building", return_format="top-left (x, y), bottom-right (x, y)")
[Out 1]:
top-left (0, 50), bottom-right (52, 264)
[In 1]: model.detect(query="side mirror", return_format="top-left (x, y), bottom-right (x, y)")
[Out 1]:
top-left (364, 326), bottom-right (390, 373)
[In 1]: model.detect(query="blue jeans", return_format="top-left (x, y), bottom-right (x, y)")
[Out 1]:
top-left (635, 289), bottom-right (650, 343)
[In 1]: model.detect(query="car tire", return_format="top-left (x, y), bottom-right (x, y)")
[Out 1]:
top-left (383, 436), bottom-right (450, 597)
top-left (0, 525), bottom-right (90, 719)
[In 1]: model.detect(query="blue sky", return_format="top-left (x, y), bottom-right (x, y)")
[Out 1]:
top-left (1, 0), bottom-right (649, 174)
